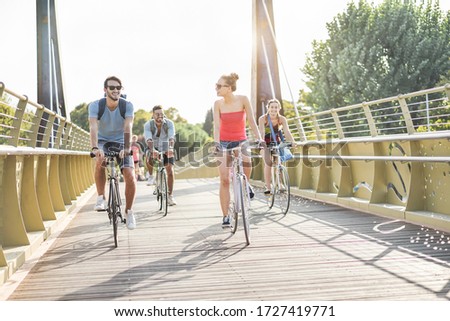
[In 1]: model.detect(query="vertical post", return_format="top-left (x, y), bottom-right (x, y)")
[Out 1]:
top-left (252, 0), bottom-right (282, 120)
top-left (36, 0), bottom-right (66, 147)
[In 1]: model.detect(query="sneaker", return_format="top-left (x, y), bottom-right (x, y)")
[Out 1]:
top-left (222, 215), bottom-right (231, 228)
top-left (249, 185), bottom-right (255, 199)
top-left (94, 195), bottom-right (106, 211)
top-left (146, 176), bottom-right (155, 186)
top-left (126, 210), bottom-right (136, 230)
top-left (168, 194), bottom-right (177, 206)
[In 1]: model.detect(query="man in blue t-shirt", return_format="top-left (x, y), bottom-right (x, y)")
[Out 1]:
top-left (88, 76), bottom-right (136, 230)
top-left (143, 105), bottom-right (177, 206)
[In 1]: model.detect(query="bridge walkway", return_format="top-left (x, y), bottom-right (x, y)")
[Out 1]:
top-left (1, 178), bottom-right (449, 301)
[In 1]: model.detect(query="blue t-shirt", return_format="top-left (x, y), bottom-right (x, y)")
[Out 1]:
top-left (88, 99), bottom-right (134, 143)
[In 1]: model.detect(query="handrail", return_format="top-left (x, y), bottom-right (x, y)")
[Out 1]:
top-left (0, 81), bottom-right (90, 150)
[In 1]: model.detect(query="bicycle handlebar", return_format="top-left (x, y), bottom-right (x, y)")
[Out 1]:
top-left (89, 150), bottom-right (133, 158)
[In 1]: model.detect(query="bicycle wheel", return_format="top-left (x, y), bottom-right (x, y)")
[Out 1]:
top-left (276, 165), bottom-right (291, 215)
top-left (159, 169), bottom-right (168, 216)
top-left (109, 179), bottom-right (119, 248)
top-left (238, 175), bottom-right (250, 245)
top-left (266, 165), bottom-right (276, 210)
top-left (230, 175), bottom-right (238, 234)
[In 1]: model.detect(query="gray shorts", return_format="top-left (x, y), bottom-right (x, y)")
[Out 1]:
top-left (99, 141), bottom-right (134, 169)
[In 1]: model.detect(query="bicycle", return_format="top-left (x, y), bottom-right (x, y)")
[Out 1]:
top-left (226, 142), bottom-right (260, 245)
top-left (150, 150), bottom-right (168, 216)
top-left (90, 148), bottom-right (130, 248)
top-left (265, 142), bottom-right (292, 215)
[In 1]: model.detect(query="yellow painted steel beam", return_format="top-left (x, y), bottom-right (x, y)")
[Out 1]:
top-left (36, 155), bottom-right (56, 221)
top-left (49, 155), bottom-right (66, 211)
top-left (20, 156), bottom-right (45, 232)
top-left (1, 156), bottom-right (29, 246)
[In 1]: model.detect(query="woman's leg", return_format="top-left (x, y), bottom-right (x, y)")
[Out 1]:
top-left (218, 152), bottom-right (231, 217)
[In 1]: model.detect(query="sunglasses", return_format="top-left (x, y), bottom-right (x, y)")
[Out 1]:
top-left (107, 85), bottom-right (122, 91)
top-left (215, 84), bottom-right (230, 89)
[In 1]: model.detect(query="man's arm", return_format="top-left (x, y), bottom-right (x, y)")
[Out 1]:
top-left (123, 116), bottom-right (133, 154)
top-left (167, 120), bottom-right (176, 149)
top-left (89, 117), bottom-right (99, 150)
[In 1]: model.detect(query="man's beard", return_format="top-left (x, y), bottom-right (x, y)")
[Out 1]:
top-left (108, 93), bottom-right (119, 101)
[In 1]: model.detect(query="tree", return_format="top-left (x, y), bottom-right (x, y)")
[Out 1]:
top-left (302, 0), bottom-right (450, 111)
top-left (202, 108), bottom-right (213, 137)
top-left (133, 109), bottom-right (151, 136)
top-left (70, 103), bottom-right (89, 131)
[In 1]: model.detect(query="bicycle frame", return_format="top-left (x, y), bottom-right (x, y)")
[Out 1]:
top-left (227, 144), bottom-right (257, 245)
top-left (267, 142), bottom-right (292, 214)
top-left (152, 150), bottom-right (168, 216)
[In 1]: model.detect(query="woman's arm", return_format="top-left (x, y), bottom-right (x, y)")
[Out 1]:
top-left (258, 115), bottom-right (266, 141)
top-left (213, 100), bottom-right (221, 143)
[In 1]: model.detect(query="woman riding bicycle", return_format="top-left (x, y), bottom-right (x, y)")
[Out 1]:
top-left (258, 98), bottom-right (296, 195)
top-left (213, 72), bottom-right (263, 227)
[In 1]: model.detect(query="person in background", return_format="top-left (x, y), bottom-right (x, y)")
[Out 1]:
top-left (213, 72), bottom-right (263, 228)
top-left (258, 98), bottom-right (296, 194)
top-left (131, 135), bottom-right (144, 181)
top-left (143, 105), bottom-right (177, 206)
top-left (88, 75), bottom-right (136, 230)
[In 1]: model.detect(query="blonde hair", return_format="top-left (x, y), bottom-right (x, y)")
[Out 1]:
top-left (220, 73), bottom-right (239, 92)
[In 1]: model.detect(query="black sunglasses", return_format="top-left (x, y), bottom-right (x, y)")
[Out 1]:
top-left (107, 85), bottom-right (122, 91)
top-left (215, 84), bottom-right (230, 89)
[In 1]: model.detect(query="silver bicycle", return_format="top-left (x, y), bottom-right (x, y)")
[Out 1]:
top-left (266, 142), bottom-right (292, 215)
top-left (227, 143), bottom-right (260, 245)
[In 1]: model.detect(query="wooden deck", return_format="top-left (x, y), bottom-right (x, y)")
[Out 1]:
top-left (1, 178), bottom-right (450, 301)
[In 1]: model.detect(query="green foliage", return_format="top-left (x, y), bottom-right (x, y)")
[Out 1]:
top-left (175, 122), bottom-right (212, 159)
top-left (133, 109), bottom-right (151, 136)
top-left (70, 103), bottom-right (89, 131)
top-left (0, 99), bottom-right (13, 144)
top-left (164, 107), bottom-right (188, 123)
top-left (302, 0), bottom-right (450, 111)
top-left (202, 108), bottom-right (213, 136)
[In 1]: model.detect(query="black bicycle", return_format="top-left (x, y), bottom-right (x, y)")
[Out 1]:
top-left (91, 149), bottom-right (129, 247)
top-left (153, 150), bottom-right (168, 216)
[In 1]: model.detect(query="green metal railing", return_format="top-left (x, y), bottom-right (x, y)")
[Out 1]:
top-left (1, 80), bottom-right (450, 286)
top-left (0, 82), bottom-right (93, 285)
top-left (178, 84), bottom-right (450, 234)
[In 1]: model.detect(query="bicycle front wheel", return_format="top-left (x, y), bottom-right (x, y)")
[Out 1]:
top-left (266, 165), bottom-right (276, 210)
top-left (230, 175), bottom-right (238, 234)
top-left (109, 179), bottom-right (119, 248)
top-left (238, 175), bottom-right (250, 245)
top-left (159, 169), bottom-right (168, 216)
top-left (276, 165), bottom-right (291, 215)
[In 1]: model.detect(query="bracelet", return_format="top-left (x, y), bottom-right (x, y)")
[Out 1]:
top-left (91, 147), bottom-right (99, 151)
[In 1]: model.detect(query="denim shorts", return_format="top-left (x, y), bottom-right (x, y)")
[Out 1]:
top-left (98, 141), bottom-right (134, 169)
top-left (219, 139), bottom-right (248, 151)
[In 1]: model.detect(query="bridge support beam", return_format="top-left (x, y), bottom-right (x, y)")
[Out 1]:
top-left (252, 0), bottom-right (282, 120)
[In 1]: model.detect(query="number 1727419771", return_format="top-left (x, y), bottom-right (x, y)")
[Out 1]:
top-left (256, 305), bottom-right (335, 317)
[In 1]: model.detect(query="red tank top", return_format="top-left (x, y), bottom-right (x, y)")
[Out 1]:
top-left (220, 111), bottom-right (247, 141)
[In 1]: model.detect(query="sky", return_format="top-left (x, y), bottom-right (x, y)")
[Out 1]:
top-left (1, 0), bottom-right (449, 124)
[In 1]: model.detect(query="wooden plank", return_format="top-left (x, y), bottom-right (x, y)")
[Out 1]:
top-left (2, 178), bottom-right (450, 301)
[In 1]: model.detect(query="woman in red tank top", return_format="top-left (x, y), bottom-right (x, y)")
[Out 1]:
top-left (213, 73), bottom-right (263, 228)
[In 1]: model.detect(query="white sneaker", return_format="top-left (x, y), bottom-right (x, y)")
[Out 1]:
top-left (94, 195), bottom-right (106, 211)
top-left (126, 210), bottom-right (136, 230)
top-left (146, 175), bottom-right (155, 186)
top-left (168, 195), bottom-right (177, 206)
